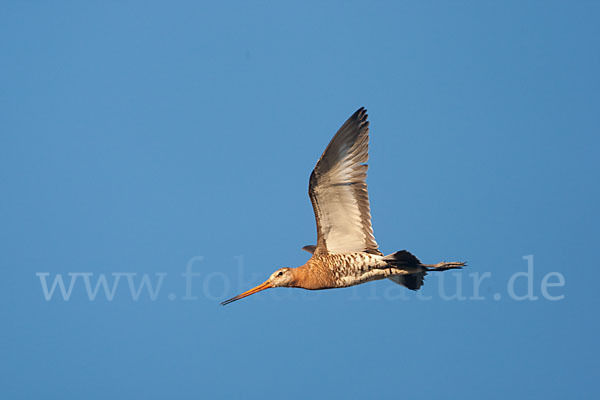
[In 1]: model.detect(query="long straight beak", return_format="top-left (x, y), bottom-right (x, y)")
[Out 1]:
top-left (221, 281), bottom-right (272, 306)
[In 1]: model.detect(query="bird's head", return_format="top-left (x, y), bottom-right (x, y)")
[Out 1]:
top-left (221, 267), bottom-right (295, 306)
top-left (268, 267), bottom-right (294, 287)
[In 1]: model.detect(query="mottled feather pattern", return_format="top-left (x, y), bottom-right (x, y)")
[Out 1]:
top-left (298, 253), bottom-right (419, 289)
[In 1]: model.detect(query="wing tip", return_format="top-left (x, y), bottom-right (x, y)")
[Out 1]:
top-left (353, 107), bottom-right (368, 122)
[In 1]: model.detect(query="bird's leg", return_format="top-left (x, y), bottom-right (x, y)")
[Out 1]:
top-left (423, 261), bottom-right (466, 271)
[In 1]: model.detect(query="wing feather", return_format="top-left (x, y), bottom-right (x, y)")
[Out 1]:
top-left (308, 107), bottom-right (381, 255)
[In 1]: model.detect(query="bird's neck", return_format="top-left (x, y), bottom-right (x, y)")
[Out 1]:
top-left (290, 259), bottom-right (335, 290)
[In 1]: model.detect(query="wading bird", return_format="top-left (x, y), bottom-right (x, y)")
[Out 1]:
top-left (221, 108), bottom-right (465, 305)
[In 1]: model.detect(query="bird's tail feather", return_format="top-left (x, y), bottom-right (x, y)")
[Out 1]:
top-left (382, 250), bottom-right (466, 291)
top-left (382, 250), bottom-right (422, 267)
top-left (383, 250), bottom-right (426, 291)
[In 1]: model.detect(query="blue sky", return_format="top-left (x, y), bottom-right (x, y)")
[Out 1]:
top-left (1, 1), bottom-right (599, 399)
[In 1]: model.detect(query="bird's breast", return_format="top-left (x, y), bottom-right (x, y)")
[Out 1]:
top-left (302, 253), bottom-right (388, 289)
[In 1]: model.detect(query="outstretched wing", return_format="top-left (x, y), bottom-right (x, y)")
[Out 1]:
top-left (308, 107), bottom-right (381, 255)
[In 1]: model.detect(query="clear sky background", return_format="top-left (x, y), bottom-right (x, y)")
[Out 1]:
top-left (1, 1), bottom-right (599, 399)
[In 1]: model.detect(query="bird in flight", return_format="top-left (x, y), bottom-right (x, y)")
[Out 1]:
top-left (221, 107), bottom-right (465, 305)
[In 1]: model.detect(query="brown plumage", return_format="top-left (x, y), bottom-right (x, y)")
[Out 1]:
top-left (221, 108), bottom-right (465, 306)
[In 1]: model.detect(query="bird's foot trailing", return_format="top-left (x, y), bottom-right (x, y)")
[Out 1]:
top-left (424, 261), bottom-right (466, 271)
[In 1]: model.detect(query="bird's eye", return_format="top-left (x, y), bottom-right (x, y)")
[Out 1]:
top-left (277, 271), bottom-right (284, 277)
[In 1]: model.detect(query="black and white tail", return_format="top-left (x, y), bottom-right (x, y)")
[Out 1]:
top-left (383, 250), bottom-right (466, 291)
top-left (382, 250), bottom-right (422, 268)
